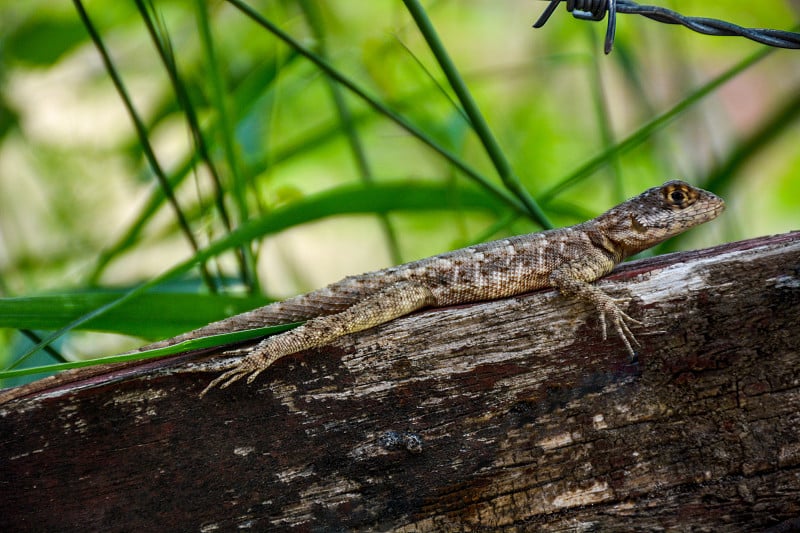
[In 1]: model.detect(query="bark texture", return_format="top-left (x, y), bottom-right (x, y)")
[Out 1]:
top-left (1, 231), bottom-right (799, 532)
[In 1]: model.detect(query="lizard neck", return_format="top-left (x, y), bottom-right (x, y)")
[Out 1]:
top-left (585, 226), bottom-right (627, 263)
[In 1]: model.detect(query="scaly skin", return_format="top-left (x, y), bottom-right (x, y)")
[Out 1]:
top-left (142, 180), bottom-right (725, 396)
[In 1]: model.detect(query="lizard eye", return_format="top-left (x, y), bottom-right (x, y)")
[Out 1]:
top-left (662, 183), bottom-right (697, 208)
top-left (669, 190), bottom-right (686, 203)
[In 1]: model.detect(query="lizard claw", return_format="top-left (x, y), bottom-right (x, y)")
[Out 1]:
top-left (597, 300), bottom-right (642, 359)
top-left (198, 347), bottom-right (274, 397)
top-left (246, 368), bottom-right (266, 384)
top-left (199, 368), bottom-right (241, 397)
top-left (199, 362), bottom-right (257, 397)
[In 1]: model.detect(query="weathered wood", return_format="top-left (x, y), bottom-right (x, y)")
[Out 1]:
top-left (2, 231), bottom-right (799, 532)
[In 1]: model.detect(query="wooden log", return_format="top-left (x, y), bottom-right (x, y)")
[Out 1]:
top-left (2, 231), bottom-right (799, 532)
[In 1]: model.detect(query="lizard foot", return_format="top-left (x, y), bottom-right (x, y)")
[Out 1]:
top-left (198, 356), bottom-right (269, 398)
top-left (597, 300), bottom-right (642, 358)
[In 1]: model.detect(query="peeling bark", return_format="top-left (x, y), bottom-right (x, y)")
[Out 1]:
top-left (1, 232), bottom-right (799, 532)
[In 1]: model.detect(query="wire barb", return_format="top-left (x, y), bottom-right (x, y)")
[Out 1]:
top-left (533, 0), bottom-right (800, 54)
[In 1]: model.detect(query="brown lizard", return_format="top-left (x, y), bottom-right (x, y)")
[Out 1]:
top-left (144, 180), bottom-right (724, 396)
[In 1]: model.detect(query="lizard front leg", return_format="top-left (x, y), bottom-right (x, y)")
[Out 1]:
top-left (549, 261), bottom-right (642, 357)
top-left (199, 281), bottom-right (436, 396)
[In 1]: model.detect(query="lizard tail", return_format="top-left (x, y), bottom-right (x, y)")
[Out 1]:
top-left (139, 275), bottom-right (381, 351)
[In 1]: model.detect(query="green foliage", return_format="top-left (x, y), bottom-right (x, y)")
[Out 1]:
top-left (0, 291), bottom-right (271, 339)
top-left (1, 1), bottom-right (798, 384)
top-left (2, 322), bottom-right (298, 382)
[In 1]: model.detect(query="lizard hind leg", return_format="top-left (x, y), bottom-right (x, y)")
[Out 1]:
top-left (199, 281), bottom-right (437, 397)
top-left (198, 334), bottom-right (307, 397)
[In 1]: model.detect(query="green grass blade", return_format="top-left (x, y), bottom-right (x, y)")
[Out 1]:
top-left (298, 0), bottom-right (403, 264)
top-left (0, 322), bottom-right (298, 380)
top-left (89, 54), bottom-right (299, 283)
top-left (224, 0), bottom-right (528, 216)
top-left (401, 0), bottom-right (552, 229)
top-left (74, 0), bottom-right (217, 291)
top-left (538, 44), bottom-right (774, 203)
top-left (0, 292), bottom-right (271, 339)
top-left (194, 0), bottom-right (259, 290)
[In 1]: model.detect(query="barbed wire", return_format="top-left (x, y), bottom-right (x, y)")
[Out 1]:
top-left (533, 0), bottom-right (800, 54)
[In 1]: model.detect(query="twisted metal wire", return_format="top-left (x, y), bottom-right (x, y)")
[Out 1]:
top-left (534, 0), bottom-right (800, 54)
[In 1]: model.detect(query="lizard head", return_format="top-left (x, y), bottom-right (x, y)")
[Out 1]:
top-left (597, 180), bottom-right (725, 258)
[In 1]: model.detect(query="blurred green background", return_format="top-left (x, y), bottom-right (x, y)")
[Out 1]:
top-left (1, 0), bottom-right (798, 384)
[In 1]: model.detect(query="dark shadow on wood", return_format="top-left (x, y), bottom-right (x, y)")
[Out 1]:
top-left (2, 231), bottom-right (799, 532)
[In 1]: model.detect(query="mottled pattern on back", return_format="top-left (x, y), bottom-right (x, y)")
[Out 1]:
top-left (380, 227), bottom-right (589, 305)
top-left (330, 179), bottom-right (724, 306)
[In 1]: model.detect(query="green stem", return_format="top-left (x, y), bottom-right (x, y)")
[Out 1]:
top-left (75, 0), bottom-right (217, 292)
top-left (194, 0), bottom-right (260, 292)
top-left (539, 44), bottom-right (774, 203)
top-left (298, 0), bottom-right (404, 264)
top-left (224, 0), bottom-right (528, 216)
top-left (401, 0), bottom-right (552, 229)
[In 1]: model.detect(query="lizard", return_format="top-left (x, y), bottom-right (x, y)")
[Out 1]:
top-left (142, 180), bottom-right (725, 397)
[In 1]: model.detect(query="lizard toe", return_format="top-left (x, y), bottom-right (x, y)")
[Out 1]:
top-left (246, 368), bottom-right (266, 385)
top-left (199, 367), bottom-right (250, 397)
top-left (218, 369), bottom-right (249, 390)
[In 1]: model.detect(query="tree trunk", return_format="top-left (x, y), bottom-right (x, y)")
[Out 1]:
top-left (1, 231), bottom-right (799, 532)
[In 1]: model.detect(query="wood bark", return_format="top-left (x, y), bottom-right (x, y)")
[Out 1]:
top-left (1, 231), bottom-right (799, 532)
